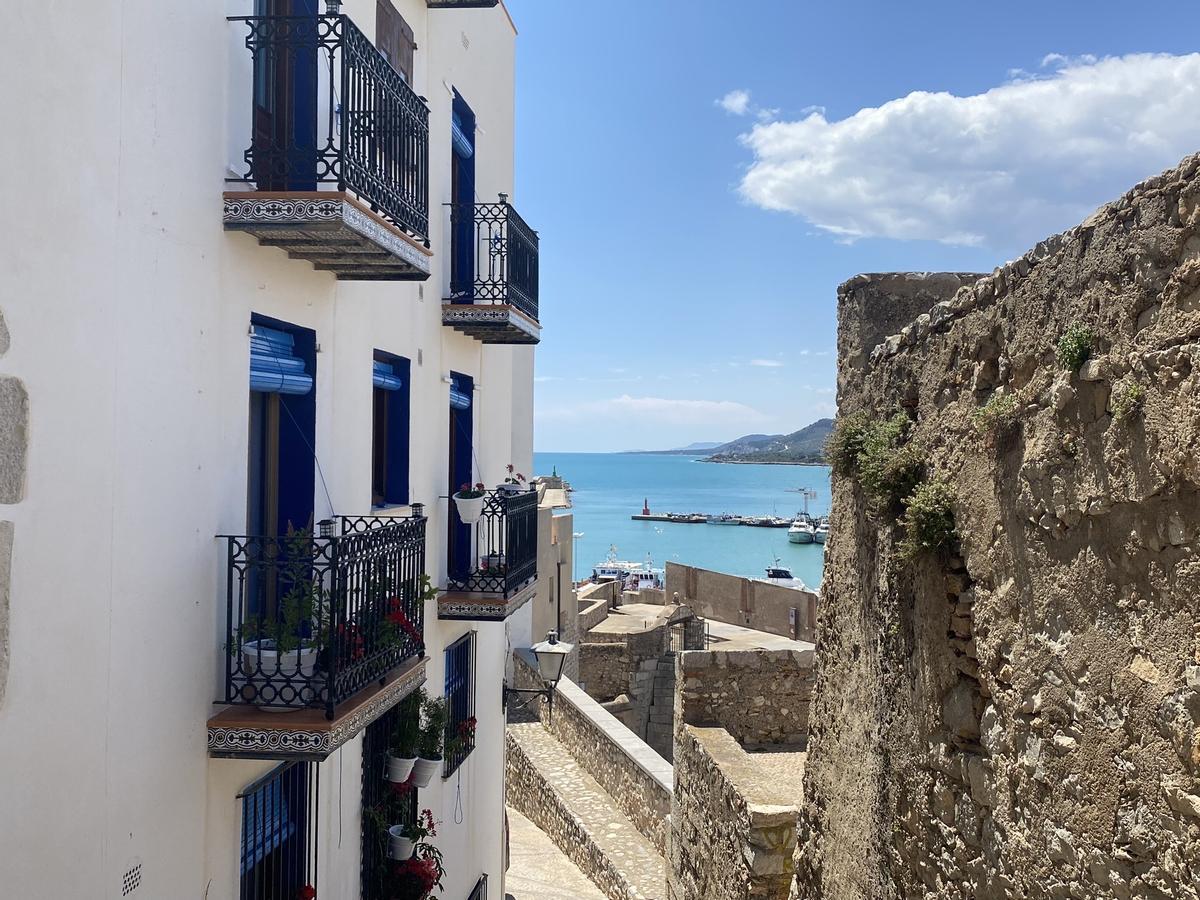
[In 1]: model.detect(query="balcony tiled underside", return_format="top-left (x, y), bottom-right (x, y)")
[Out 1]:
top-left (224, 191), bottom-right (432, 281)
top-left (207, 655), bottom-right (427, 761)
top-left (438, 580), bottom-right (537, 620)
top-left (441, 303), bottom-right (541, 344)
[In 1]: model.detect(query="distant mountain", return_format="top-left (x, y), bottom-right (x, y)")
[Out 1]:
top-left (703, 419), bottom-right (834, 465)
top-left (621, 440), bottom-right (723, 455)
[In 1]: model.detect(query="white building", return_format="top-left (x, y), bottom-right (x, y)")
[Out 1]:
top-left (0, 1), bottom-right (541, 898)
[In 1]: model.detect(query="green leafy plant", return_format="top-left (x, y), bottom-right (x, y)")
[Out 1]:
top-left (1056, 324), bottom-right (1095, 372)
top-left (454, 482), bottom-right (486, 499)
top-left (238, 526), bottom-right (329, 654)
top-left (389, 691), bottom-right (423, 758)
top-left (899, 478), bottom-right (957, 559)
top-left (825, 411), bottom-right (871, 476)
top-left (1111, 380), bottom-right (1145, 420)
top-left (972, 392), bottom-right (1019, 437)
top-left (857, 413), bottom-right (924, 512)
top-left (417, 695), bottom-right (448, 760)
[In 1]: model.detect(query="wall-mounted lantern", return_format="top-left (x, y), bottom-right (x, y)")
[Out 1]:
top-left (503, 631), bottom-right (574, 719)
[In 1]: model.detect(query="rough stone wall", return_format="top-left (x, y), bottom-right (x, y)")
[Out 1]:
top-left (678, 649), bottom-right (815, 749)
top-left (580, 641), bottom-right (629, 700)
top-left (795, 154), bottom-right (1200, 899)
top-left (670, 726), bottom-right (799, 900)
top-left (666, 563), bottom-right (818, 641)
top-left (514, 652), bottom-right (673, 852)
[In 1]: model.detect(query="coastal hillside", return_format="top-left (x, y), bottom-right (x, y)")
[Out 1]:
top-left (705, 418), bottom-right (834, 464)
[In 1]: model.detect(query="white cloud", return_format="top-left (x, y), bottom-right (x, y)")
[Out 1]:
top-left (738, 53), bottom-right (1200, 248)
top-left (717, 89), bottom-right (752, 116)
top-left (533, 375), bottom-right (560, 383)
top-left (540, 395), bottom-right (770, 427)
top-left (749, 359), bottom-right (784, 367)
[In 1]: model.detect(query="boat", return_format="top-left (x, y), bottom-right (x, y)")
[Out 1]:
top-left (788, 520), bottom-right (816, 544)
top-left (592, 547), bottom-right (665, 590)
top-left (814, 521), bottom-right (830, 544)
top-left (744, 515), bottom-right (792, 528)
top-left (706, 514), bottom-right (742, 526)
top-left (761, 560), bottom-right (809, 591)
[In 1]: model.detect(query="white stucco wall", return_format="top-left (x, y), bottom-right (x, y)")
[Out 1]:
top-left (0, 1), bottom-right (525, 897)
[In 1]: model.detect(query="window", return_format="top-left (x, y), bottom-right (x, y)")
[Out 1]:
top-left (376, 0), bottom-right (415, 83)
top-left (444, 633), bottom-right (476, 776)
top-left (371, 352), bottom-right (411, 507)
top-left (239, 762), bottom-right (318, 900)
top-left (361, 696), bottom-right (419, 900)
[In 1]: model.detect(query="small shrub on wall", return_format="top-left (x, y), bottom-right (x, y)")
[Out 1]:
top-left (857, 413), bottom-right (924, 512)
top-left (1111, 379), bottom-right (1145, 420)
top-left (971, 392), bottom-right (1019, 437)
top-left (899, 478), bottom-right (957, 559)
top-left (1056, 324), bottom-right (1095, 372)
top-left (825, 412), bottom-right (872, 476)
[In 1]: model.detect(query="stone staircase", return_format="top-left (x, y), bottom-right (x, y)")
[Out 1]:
top-left (507, 721), bottom-right (668, 900)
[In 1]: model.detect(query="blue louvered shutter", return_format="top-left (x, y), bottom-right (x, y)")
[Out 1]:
top-left (372, 359), bottom-right (403, 392)
top-left (250, 325), bottom-right (313, 395)
top-left (449, 374), bottom-right (472, 410)
top-left (240, 777), bottom-right (296, 873)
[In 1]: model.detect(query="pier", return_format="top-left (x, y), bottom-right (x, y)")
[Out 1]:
top-left (631, 500), bottom-right (795, 527)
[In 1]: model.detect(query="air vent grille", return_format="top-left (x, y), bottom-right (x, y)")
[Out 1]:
top-left (121, 862), bottom-right (142, 896)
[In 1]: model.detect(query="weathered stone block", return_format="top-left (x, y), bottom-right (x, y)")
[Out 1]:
top-left (0, 377), bottom-right (28, 504)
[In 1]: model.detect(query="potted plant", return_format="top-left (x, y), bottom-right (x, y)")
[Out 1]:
top-left (385, 699), bottom-right (421, 784)
top-left (239, 527), bottom-right (327, 710)
top-left (410, 695), bottom-right (447, 787)
top-left (497, 464), bottom-right (526, 495)
top-left (452, 482), bottom-right (487, 525)
top-left (479, 550), bottom-right (506, 571)
top-left (387, 824), bottom-right (416, 861)
top-left (383, 810), bottom-right (445, 898)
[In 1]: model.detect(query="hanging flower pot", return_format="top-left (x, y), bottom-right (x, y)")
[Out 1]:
top-left (410, 755), bottom-right (441, 788)
top-left (453, 483), bottom-right (486, 525)
top-left (385, 754), bottom-right (417, 784)
top-left (388, 826), bottom-right (416, 861)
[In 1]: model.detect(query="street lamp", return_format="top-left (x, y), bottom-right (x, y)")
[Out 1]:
top-left (503, 631), bottom-right (575, 719)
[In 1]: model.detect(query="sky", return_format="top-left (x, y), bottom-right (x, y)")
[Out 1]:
top-left (505, 0), bottom-right (1200, 453)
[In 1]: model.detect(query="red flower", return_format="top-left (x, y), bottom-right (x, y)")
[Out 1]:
top-left (298, 886), bottom-right (316, 900)
top-left (506, 464), bottom-right (514, 474)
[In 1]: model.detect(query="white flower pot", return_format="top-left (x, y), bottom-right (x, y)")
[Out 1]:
top-left (497, 483), bottom-right (523, 496)
top-left (453, 493), bottom-right (485, 525)
top-left (388, 826), bottom-right (415, 861)
top-left (410, 756), bottom-right (441, 787)
top-left (480, 553), bottom-right (506, 571)
top-left (385, 754), bottom-right (417, 783)
top-left (241, 639), bottom-right (319, 711)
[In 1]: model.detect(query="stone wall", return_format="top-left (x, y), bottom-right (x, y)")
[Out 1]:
top-left (670, 726), bottom-right (801, 900)
top-left (678, 649), bottom-right (815, 749)
top-left (580, 641), bottom-right (628, 701)
top-left (665, 563), bottom-right (818, 642)
top-left (514, 651), bottom-right (673, 852)
top-left (795, 154), bottom-right (1200, 899)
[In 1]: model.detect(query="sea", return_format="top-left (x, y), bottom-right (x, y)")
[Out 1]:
top-left (532, 452), bottom-right (831, 588)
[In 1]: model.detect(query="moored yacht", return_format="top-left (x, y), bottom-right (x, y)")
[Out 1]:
top-left (706, 513), bottom-right (742, 526)
top-left (814, 520), bottom-right (830, 544)
top-left (761, 561), bottom-right (809, 590)
top-left (788, 520), bottom-right (815, 544)
top-left (592, 546), bottom-right (665, 590)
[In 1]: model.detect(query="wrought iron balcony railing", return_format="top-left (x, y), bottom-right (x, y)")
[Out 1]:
top-left (449, 196), bottom-right (540, 321)
top-left (221, 513), bottom-right (427, 718)
top-left (449, 488), bottom-right (538, 598)
top-left (228, 12), bottom-right (430, 245)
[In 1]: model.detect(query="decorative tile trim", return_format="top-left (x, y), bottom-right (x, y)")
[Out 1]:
top-left (438, 583), bottom-right (536, 621)
top-left (440, 304), bottom-right (541, 340)
top-left (341, 203), bottom-right (431, 273)
top-left (208, 659), bottom-right (427, 760)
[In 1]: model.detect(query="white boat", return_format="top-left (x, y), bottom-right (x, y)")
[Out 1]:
top-left (761, 561), bottom-right (809, 591)
top-left (592, 547), bottom-right (664, 590)
top-left (706, 514), bottom-right (742, 526)
top-left (813, 521), bottom-right (830, 544)
top-left (788, 520), bottom-right (815, 544)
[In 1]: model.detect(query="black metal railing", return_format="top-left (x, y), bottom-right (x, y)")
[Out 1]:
top-left (229, 13), bottom-right (430, 244)
top-left (467, 874), bottom-right (488, 900)
top-left (239, 761), bottom-right (319, 900)
top-left (222, 513), bottom-right (427, 718)
top-left (448, 488), bottom-right (537, 598)
top-left (444, 633), bottom-right (476, 776)
top-left (361, 696), bottom-right (419, 900)
top-left (449, 196), bottom-right (539, 321)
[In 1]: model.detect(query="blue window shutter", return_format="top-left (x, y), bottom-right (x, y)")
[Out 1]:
top-left (250, 325), bottom-right (313, 396)
top-left (449, 373), bottom-right (472, 411)
top-left (451, 112), bottom-right (474, 160)
top-left (384, 356), bottom-right (411, 505)
top-left (372, 360), bottom-right (403, 392)
top-left (240, 778), bottom-right (296, 874)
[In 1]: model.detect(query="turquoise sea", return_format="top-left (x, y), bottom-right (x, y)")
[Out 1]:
top-left (533, 452), bottom-right (831, 588)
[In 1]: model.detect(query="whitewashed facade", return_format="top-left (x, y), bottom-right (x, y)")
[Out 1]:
top-left (0, 1), bottom-right (539, 898)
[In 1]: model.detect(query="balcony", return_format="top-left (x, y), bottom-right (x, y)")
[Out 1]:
top-left (442, 196), bottom-right (541, 344)
top-left (208, 513), bottom-right (429, 760)
top-left (224, 13), bottom-right (432, 281)
top-left (427, 1), bottom-right (499, 7)
top-left (440, 489), bottom-right (538, 620)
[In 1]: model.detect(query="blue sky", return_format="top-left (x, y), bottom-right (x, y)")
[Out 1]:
top-left (506, 0), bottom-right (1200, 452)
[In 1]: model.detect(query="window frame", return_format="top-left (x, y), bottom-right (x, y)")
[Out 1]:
top-left (443, 632), bottom-right (476, 777)
top-left (238, 761), bottom-right (318, 900)
top-left (370, 350), bottom-right (411, 508)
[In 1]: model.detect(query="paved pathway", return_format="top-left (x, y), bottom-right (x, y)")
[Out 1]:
top-left (504, 807), bottom-right (608, 900)
top-left (509, 722), bottom-right (667, 899)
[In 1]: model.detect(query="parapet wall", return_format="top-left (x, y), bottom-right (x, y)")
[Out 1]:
top-left (665, 563), bottom-right (818, 642)
top-left (796, 153), bottom-right (1200, 899)
top-left (678, 648), bottom-right (815, 749)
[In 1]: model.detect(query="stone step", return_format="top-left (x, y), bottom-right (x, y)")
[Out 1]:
top-left (507, 722), bottom-right (667, 900)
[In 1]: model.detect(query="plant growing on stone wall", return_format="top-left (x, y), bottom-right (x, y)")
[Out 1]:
top-left (1111, 379), bottom-right (1145, 420)
top-left (898, 478), bottom-right (957, 559)
top-left (825, 411), bottom-right (872, 476)
top-left (1056, 324), bottom-right (1095, 372)
top-left (858, 412), bottom-right (924, 513)
top-left (971, 392), bottom-right (1019, 441)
